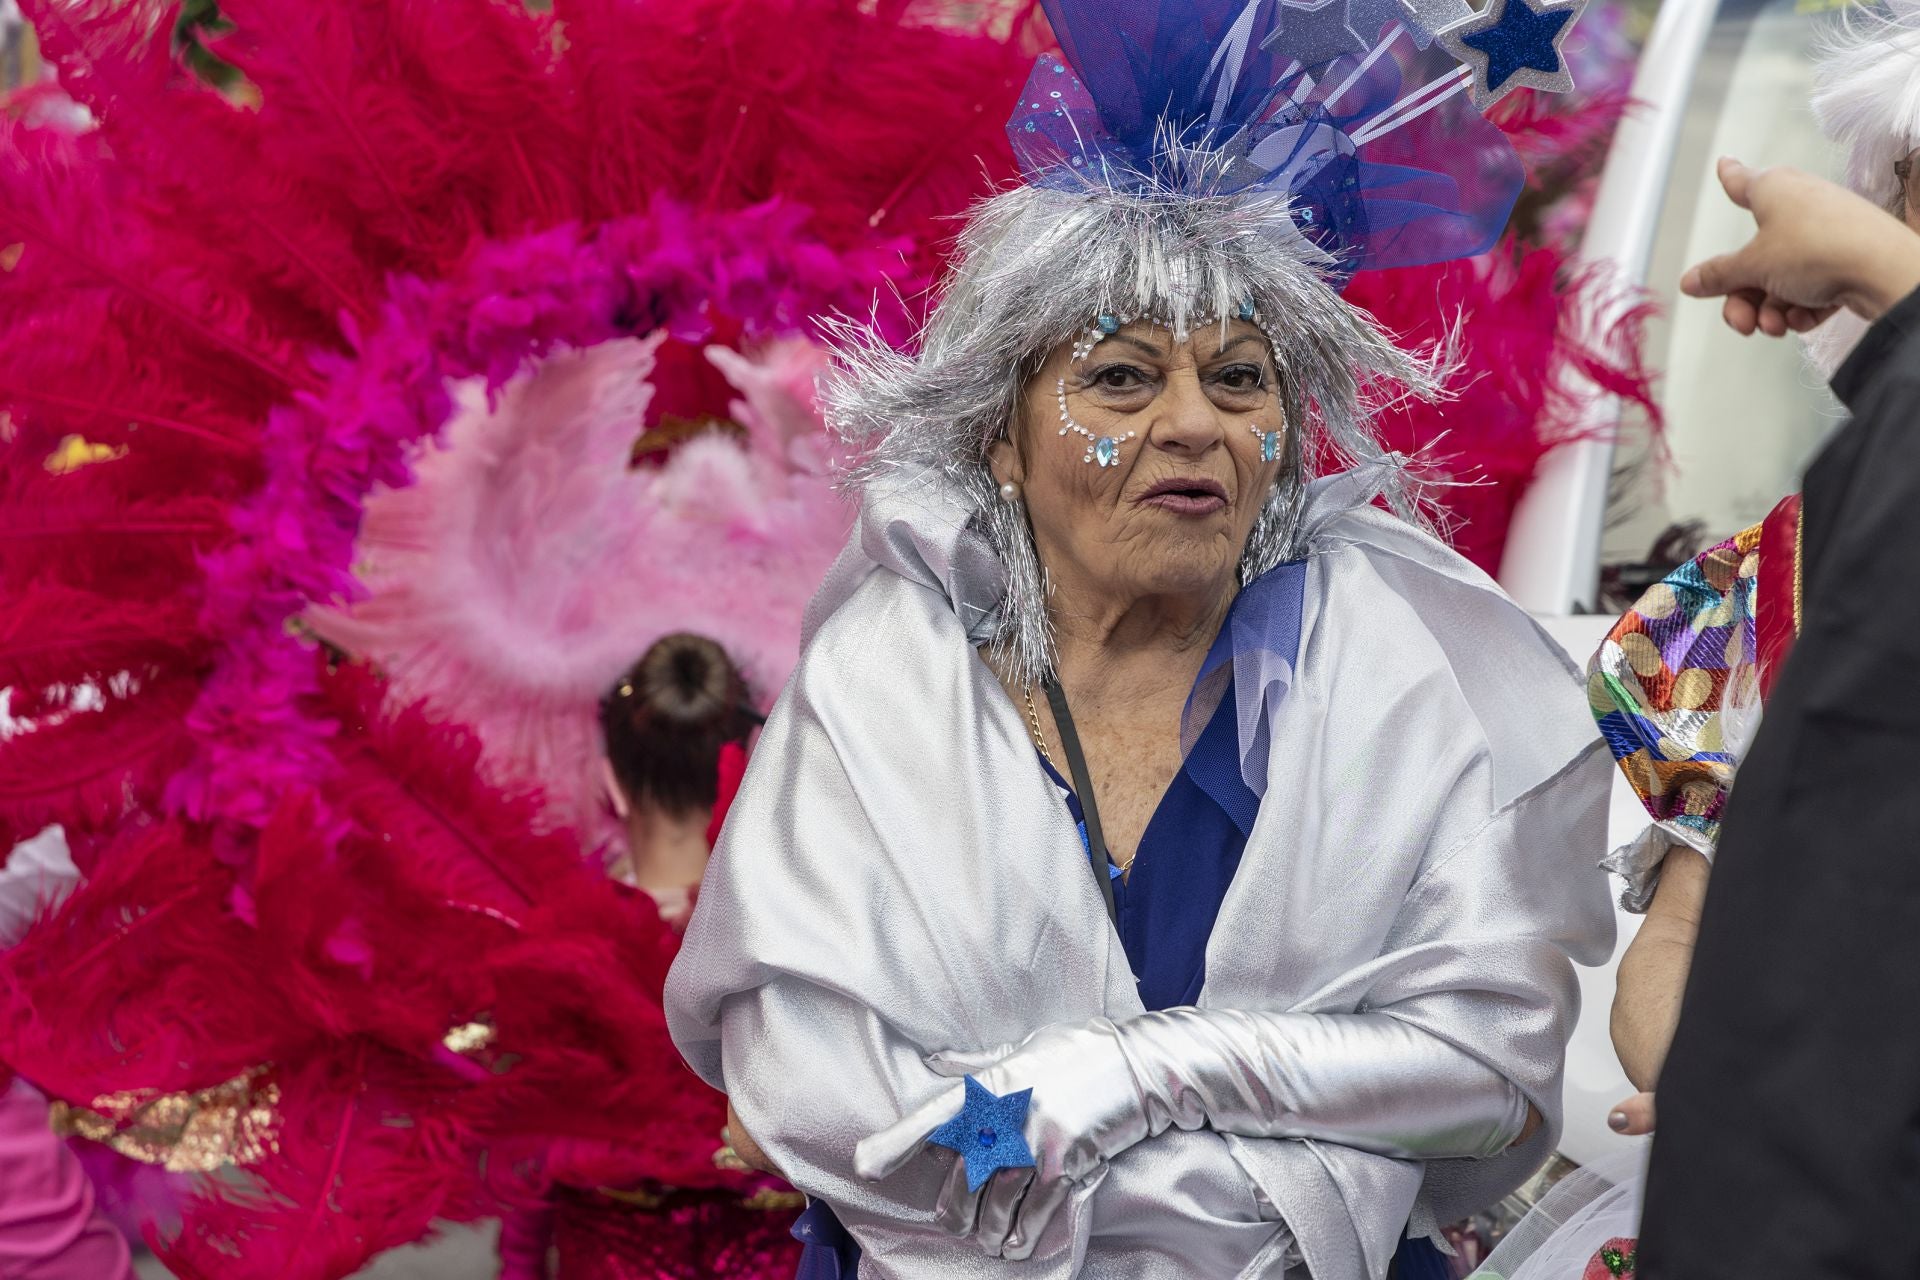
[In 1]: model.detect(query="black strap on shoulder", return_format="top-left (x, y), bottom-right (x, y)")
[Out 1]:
top-left (1043, 679), bottom-right (1118, 926)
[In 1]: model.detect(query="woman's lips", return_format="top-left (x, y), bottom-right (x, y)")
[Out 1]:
top-left (1139, 490), bottom-right (1228, 516)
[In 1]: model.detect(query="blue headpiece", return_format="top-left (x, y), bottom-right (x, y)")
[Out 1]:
top-left (1009, 0), bottom-right (1589, 279)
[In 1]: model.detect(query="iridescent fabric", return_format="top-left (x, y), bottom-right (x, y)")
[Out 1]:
top-left (1586, 493), bottom-right (1802, 911)
top-left (1589, 526), bottom-right (1761, 855)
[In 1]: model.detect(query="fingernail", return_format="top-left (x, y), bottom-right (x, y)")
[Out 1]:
top-left (1679, 268), bottom-right (1699, 295)
top-left (1608, 1111), bottom-right (1630, 1132)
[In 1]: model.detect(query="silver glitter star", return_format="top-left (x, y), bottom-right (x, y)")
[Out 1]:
top-left (1395, 0), bottom-right (1473, 47)
top-left (1261, 0), bottom-right (1369, 73)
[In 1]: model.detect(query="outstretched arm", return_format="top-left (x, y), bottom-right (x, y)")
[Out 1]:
top-left (1679, 159), bottom-right (1920, 336)
top-left (1610, 845), bottom-right (1710, 1092)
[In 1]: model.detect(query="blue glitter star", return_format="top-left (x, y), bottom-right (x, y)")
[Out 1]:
top-left (926, 1077), bottom-right (1036, 1193)
top-left (1436, 0), bottom-right (1586, 108)
top-left (1462, 0), bottom-right (1570, 89)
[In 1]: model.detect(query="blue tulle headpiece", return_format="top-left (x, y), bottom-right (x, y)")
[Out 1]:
top-left (1010, 0), bottom-right (1588, 278)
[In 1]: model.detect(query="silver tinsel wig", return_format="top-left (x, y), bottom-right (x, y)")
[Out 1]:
top-left (822, 176), bottom-right (1451, 688)
top-left (813, 0), bottom-right (1588, 685)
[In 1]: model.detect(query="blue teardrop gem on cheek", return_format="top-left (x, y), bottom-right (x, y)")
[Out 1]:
top-left (1261, 431), bottom-right (1280, 462)
top-left (1095, 436), bottom-right (1119, 467)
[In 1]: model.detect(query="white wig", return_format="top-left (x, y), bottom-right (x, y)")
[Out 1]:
top-left (1811, 0), bottom-right (1920, 209)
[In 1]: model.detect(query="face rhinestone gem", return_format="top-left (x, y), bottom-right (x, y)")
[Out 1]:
top-left (1094, 436), bottom-right (1119, 467)
top-left (1237, 298), bottom-right (1257, 321)
top-left (1261, 431), bottom-right (1281, 462)
top-left (1096, 314), bottom-right (1120, 334)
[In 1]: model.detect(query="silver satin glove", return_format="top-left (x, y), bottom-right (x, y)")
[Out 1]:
top-left (856, 1007), bottom-right (1531, 1258)
top-left (855, 1018), bottom-right (1146, 1260)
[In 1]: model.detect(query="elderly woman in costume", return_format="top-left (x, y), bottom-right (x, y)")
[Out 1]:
top-left (666, 2), bottom-right (1617, 1277)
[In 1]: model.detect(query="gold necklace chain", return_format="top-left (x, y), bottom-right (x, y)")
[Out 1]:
top-left (1021, 684), bottom-right (1055, 766)
top-left (1022, 684), bottom-right (1134, 873)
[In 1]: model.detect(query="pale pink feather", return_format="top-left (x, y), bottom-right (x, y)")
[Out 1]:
top-left (309, 336), bottom-right (851, 852)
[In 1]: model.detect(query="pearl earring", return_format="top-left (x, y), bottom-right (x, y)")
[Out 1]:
top-left (998, 480), bottom-right (1018, 502)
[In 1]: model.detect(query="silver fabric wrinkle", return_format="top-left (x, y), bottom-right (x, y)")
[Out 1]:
top-left (1601, 821), bottom-right (1716, 915)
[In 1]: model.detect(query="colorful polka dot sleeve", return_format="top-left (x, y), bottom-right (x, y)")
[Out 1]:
top-left (1586, 522), bottom-right (1765, 910)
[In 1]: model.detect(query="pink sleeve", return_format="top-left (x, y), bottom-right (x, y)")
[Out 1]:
top-left (0, 1080), bottom-right (134, 1280)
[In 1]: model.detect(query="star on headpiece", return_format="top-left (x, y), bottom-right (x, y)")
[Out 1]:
top-left (1394, 0), bottom-right (1473, 47)
top-left (1437, 0), bottom-right (1588, 109)
top-left (926, 1077), bottom-right (1036, 1193)
top-left (1260, 0), bottom-right (1419, 70)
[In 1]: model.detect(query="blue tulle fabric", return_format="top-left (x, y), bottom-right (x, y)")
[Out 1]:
top-left (1010, 0), bottom-right (1524, 277)
top-left (1180, 557), bottom-right (1306, 801)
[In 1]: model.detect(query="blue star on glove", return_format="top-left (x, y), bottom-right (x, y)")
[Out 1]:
top-left (1436, 0), bottom-right (1587, 109)
top-left (926, 1076), bottom-right (1036, 1193)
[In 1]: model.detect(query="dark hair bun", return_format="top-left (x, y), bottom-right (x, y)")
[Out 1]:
top-left (600, 633), bottom-right (755, 817)
top-left (632, 633), bottom-right (737, 728)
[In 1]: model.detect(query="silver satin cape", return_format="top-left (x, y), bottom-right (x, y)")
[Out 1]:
top-left (664, 468), bottom-right (1616, 1279)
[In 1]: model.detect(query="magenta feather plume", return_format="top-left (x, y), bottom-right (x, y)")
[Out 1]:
top-left (0, 0), bottom-right (1655, 1274)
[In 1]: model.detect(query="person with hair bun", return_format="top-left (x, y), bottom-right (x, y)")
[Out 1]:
top-left (498, 631), bottom-right (799, 1280)
top-left (598, 633), bottom-right (763, 930)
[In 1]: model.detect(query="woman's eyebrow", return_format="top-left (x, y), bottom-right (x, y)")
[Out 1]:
top-left (1105, 332), bottom-right (1169, 358)
top-left (1204, 334), bottom-right (1265, 358)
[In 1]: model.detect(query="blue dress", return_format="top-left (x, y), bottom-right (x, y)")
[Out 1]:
top-left (791, 563), bottom-right (1449, 1279)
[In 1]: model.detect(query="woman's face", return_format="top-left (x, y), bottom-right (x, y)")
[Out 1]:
top-left (990, 318), bottom-right (1286, 606)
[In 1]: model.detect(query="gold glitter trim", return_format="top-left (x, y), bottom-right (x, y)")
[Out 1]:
top-left (50, 1068), bottom-right (280, 1173)
top-left (442, 1019), bottom-right (496, 1054)
top-left (741, 1189), bottom-right (806, 1213)
top-left (1792, 501), bottom-right (1805, 637)
top-left (44, 435), bottom-right (127, 474)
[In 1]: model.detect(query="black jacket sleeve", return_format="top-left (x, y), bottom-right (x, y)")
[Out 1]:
top-left (1637, 286), bottom-right (1920, 1278)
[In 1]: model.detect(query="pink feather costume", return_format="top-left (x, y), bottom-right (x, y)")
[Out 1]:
top-left (0, 0), bottom-right (1654, 1276)
top-left (308, 332), bottom-right (849, 861)
top-left (0, 1), bottom-right (1038, 1277)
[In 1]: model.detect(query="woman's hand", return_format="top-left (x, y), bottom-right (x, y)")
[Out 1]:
top-left (723, 1101), bottom-right (782, 1176)
top-left (1681, 158), bottom-right (1920, 336)
top-left (854, 1020), bottom-right (1151, 1261)
top-left (1607, 1091), bottom-right (1657, 1137)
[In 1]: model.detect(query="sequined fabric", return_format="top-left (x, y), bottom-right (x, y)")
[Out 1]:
top-left (551, 1186), bottom-right (803, 1280)
top-left (48, 1069), bottom-right (280, 1174)
top-left (1588, 524), bottom-right (1763, 869)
